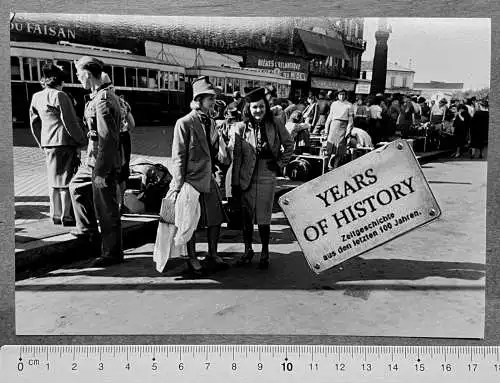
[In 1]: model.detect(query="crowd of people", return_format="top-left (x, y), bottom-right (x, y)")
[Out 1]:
top-left (28, 55), bottom-right (489, 275)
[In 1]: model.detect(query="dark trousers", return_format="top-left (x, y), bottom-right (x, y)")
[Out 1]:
top-left (69, 164), bottom-right (123, 260)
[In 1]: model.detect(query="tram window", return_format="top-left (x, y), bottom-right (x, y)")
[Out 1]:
top-left (208, 76), bottom-right (215, 85)
top-left (72, 62), bottom-right (79, 83)
top-left (168, 72), bottom-right (175, 90)
top-left (173, 72), bottom-right (179, 90)
top-left (159, 71), bottom-right (167, 89)
top-left (233, 78), bottom-right (241, 93)
top-left (55, 60), bottom-right (72, 83)
top-left (179, 73), bottom-right (185, 91)
top-left (114, 67), bottom-right (125, 86)
top-left (11, 57), bottom-right (21, 80)
top-left (148, 69), bottom-right (158, 89)
top-left (126, 67), bottom-right (137, 88)
top-left (103, 65), bottom-right (112, 82)
top-left (138, 68), bottom-right (148, 88)
top-left (226, 79), bottom-right (233, 94)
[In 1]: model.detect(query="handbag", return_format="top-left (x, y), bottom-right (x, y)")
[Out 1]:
top-left (159, 195), bottom-right (175, 224)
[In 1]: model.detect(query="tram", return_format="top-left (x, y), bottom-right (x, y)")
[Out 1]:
top-left (10, 40), bottom-right (187, 127)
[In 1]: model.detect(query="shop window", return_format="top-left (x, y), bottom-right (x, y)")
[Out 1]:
top-left (125, 67), bottom-right (137, 88)
top-left (114, 67), bottom-right (125, 86)
top-left (179, 73), bottom-right (185, 91)
top-left (390, 76), bottom-right (396, 88)
top-left (24, 58), bottom-right (39, 81)
top-left (233, 78), bottom-right (241, 93)
top-left (402, 77), bottom-right (407, 88)
top-left (148, 70), bottom-right (158, 89)
top-left (11, 57), bottom-right (21, 80)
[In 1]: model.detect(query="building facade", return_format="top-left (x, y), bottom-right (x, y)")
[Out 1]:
top-left (413, 81), bottom-right (464, 103)
top-left (359, 60), bottom-right (415, 95)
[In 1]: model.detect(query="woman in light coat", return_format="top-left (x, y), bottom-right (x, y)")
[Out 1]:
top-left (167, 76), bottom-right (230, 275)
top-left (29, 62), bottom-right (86, 225)
top-left (231, 87), bottom-right (294, 269)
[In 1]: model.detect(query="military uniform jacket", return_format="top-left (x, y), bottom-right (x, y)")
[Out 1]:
top-left (231, 116), bottom-right (294, 191)
top-left (84, 83), bottom-right (122, 178)
top-left (29, 87), bottom-right (86, 148)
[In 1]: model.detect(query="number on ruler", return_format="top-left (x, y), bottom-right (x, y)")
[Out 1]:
top-left (152, 362), bottom-right (158, 371)
top-left (125, 363), bottom-right (131, 370)
top-left (257, 362), bottom-right (263, 371)
top-left (282, 361), bottom-right (293, 372)
top-left (17, 362), bottom-right (24, 372)
top-left (441, 363), bottom-right (452, 372)
top-left (415, 363), bottom-right (425, 372)
top-left (205, 362), bottom-right (210, 370)
top-left (72, 362), bottom-right (78, 371)
top-left (309, 363), bottom-right (319, 371)
top-left (362, 363), bottom-right (372, 372)
top-left (388, 363), bottom-right (399, 372)
top-left (232, 363), bottom-right (237, 371)
top-left (178, 362), bottom-right (184, 370)
top-left (468, 363), bottom-right (478, 372)
top-left (494, 364), bottom-right (500, 372)
top-left (336, 363), bottom-right (346, 371)
top-left (98, 362), bottom-right (104, 371)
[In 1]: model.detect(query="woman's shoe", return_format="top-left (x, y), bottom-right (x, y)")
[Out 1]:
top-left (236, 249), bottom-right (255, 266)
top-left (52, 217), bottom-right (62, 225)
top-left (257, 251), bottom-right (270, 270)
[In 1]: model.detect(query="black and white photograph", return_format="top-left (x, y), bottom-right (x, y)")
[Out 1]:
top-left (11, 13), bottom-right (489, 338)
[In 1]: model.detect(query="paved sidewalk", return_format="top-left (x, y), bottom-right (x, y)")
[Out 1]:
top-left (14, 125), bottom-right (459, 275)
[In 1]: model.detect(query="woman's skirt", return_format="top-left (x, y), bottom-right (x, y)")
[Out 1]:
top-left (241, 158), bottom-right (277, 225)
top-left (44, 146), bottom-right (78, 188)
top-left (326, 120), bottom-right (348, 154)
top-left (198, 175), bottom-right (226, 228)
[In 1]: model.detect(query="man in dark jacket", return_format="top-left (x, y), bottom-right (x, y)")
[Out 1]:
top-left (69, 56), bottom-right (123, 267)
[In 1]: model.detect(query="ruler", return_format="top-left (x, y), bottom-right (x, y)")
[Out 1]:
top-left (1, 345), bottom-right (500, 382)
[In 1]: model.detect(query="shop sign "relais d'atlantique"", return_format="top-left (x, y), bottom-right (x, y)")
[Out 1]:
top-left (278, 139), bottom-right (441, 274)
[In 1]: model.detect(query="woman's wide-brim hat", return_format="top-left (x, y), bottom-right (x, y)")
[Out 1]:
top-left (439, 98), bottom-right (448, 104)
top-left (192, 76), bottom-right (217, 100)
top-left (245, 87), bottom-right (267, 103)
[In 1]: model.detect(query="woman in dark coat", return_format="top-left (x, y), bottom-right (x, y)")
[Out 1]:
top-left (451, 104), bottom-right (469, 158)
top-left (29, 62), bottom-right (86, 225)
top-left (231, 87), bottom-right (294, 269)
top-left (470, 100), bottom-right (489, 159)
top-left (168, 76), bottom-right (230, 275)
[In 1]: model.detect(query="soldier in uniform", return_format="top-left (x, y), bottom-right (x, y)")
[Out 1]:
top-left (69, 56), bottom-right (123, 267)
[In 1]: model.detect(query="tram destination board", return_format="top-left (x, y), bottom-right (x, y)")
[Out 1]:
top-left (278, 139), bottom-right (441, 274)
top-left (2, 345), bottom-right (500, 382)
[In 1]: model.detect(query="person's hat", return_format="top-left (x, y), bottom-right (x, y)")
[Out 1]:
top-left (245, 87), bottom-right (267, 103)
top-left (264, 85), bottom-right (277, 98)
top-left (375, 92), bottom-right (384, 97)
top-left (338, 89), bottom-right (347, 94)
top-left (192, 76), bottom-right (217, 100)
top-left (225, 106), bottom-right (240, 119)
top-left (318, 90), bottom-right (326, 99)
top-left (417, 96), bottom-right (426, 103)
top-left (233, 91), bottom-right (241, 99)
top-left (479, 99), bottom-right (488, 107)
top-left (439, 98), bottom-right (447, 104)
top-left (74, 56), bottom-right (104, 72)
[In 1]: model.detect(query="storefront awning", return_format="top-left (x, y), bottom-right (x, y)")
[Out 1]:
top-left (297, 29), bottom-right (350, 61)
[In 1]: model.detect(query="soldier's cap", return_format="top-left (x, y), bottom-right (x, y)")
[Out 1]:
top-left (74, 56), bottom-right (104, 73)
top-left (245, 87), bottom-right (267, 103)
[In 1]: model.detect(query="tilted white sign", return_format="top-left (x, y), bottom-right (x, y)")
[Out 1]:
top-left (278, 139), bottom-right (441, 274)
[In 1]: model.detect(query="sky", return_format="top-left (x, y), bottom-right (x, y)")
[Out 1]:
top-left (362, 18), bottom-right (491, 90)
